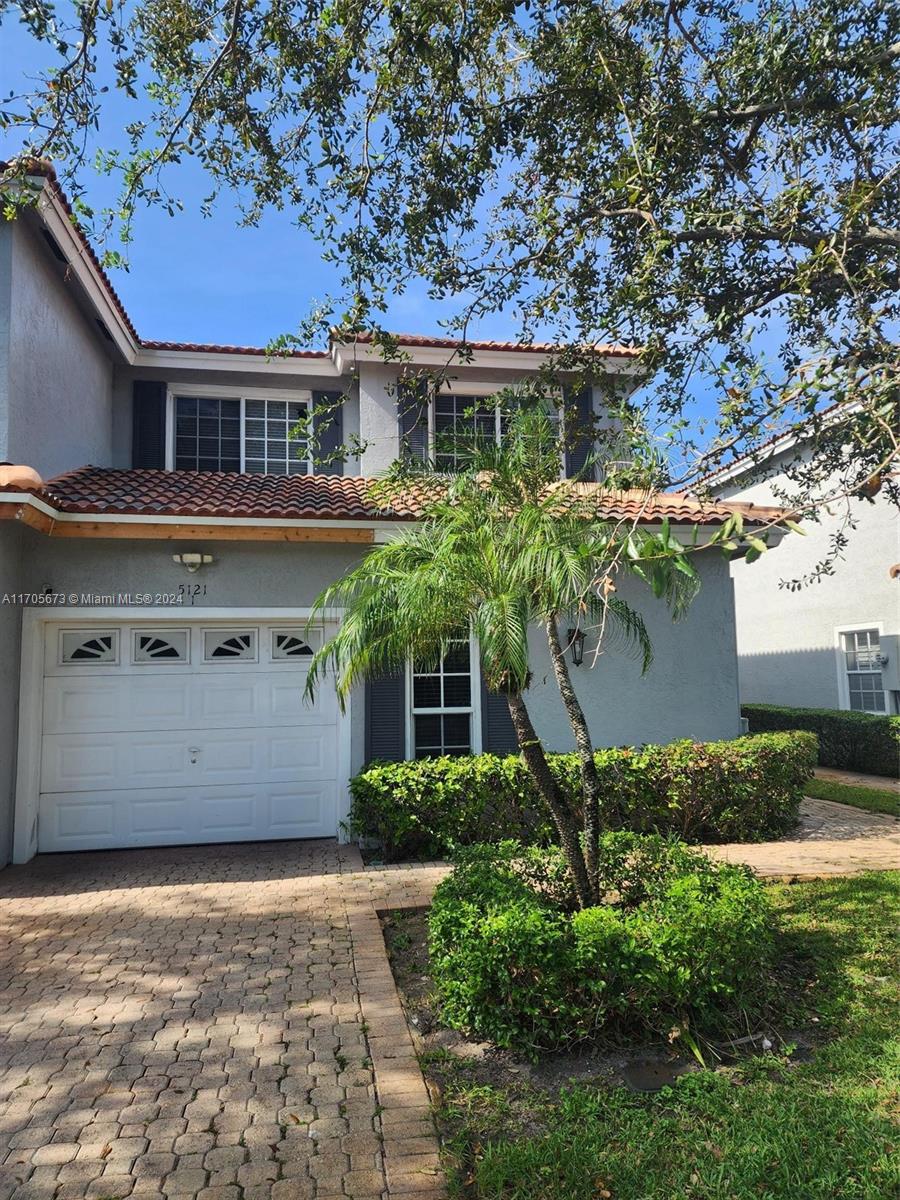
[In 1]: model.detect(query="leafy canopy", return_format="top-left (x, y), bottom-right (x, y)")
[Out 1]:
top-left (4, 0), bottom-right (898, 555)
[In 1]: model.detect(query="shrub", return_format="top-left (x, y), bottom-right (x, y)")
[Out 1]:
top-left (350, 731), bottom-right (817, 859)
top-left (742, 704), bottom-right (899, 779)
top-left (428, 837), bottom-right (774, 1050)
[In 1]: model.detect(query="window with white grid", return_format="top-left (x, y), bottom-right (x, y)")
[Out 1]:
top-left (842, 628), bottom-right (886, 713)
top-left (433, 395), bottom-right (499, 471)
top-left (243, 399), bottom-right (310, 475)
top-left (431, 394), bottom-right (562, 472)
top-left (410, 636), bottom-right (474, 757)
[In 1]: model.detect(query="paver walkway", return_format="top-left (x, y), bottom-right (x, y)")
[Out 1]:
top-left (0, 797), bottom-right (896, 1200)
top-left (708, 795), bottom-right (898, 875)
top-left (0, 842), bottom-right (445, 1200)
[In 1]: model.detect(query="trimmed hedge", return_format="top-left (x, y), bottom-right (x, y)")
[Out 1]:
top-left (428, 837), bottom-right (774, 1050)
top-left (743, 704), bottom-right (900, 779)
top-left (350, 730), bottom-right (817, 859)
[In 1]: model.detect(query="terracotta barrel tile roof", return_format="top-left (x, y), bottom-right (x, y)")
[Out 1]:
top-left (17, 467), bottom-right (790, 528)
top-left (38, 468), bottom-right (414, 520)
top-left (140, 340), bottom-right (330, 358)
top-left (345, 330), bottom-right (641, 357)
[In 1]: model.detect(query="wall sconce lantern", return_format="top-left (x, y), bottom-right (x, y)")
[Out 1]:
top-left (567, 628), bottom-right (586, 666)
top-left (172, 552), bottom-right (215, 574)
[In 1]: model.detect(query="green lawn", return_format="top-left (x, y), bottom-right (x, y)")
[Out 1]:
top-left (805, 775), bottom-right (898, 817)
top-left (431, 872), bottom-right (900, 1200)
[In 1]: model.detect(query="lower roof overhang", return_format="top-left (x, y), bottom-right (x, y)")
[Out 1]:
top-left (0, 494), bottom-right (398, 544)
top-left (0, 491), bottom-right (790, 552)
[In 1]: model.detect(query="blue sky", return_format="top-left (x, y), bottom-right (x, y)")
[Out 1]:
top-left (1, 11), bottom-right (527, 350)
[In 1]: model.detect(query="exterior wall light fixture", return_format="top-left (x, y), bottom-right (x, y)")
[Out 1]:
top-left (172, 552), bottom-right (215, 574)
top-left (567, 628), bottom-right (586, 666)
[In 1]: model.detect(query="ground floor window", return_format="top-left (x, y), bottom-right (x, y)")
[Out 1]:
top-left (841, 628), bottom-right (886, 712)
top-left (409, 635), bottom-right (475, 757)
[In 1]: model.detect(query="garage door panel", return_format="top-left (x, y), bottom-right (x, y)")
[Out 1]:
top-left (44, 672), bottom-right (326, 735)
top-left (38, 622), bottom-right (342, 852)
top-left (130, 797), bottom-right (194, 837)
top-left (271, 678), bottom-right (335, 721)
top-left (197, 792), bottom-right (257, 835)
top-left (267, 784), bottom-right (333, 834)
top-left (49, 798), bottom-right (117, 843)
top-left (42, 742), bottom-right (117, 791)
top-left (43, 677), bottom-right (125, 733)
top-left (38, 784), bottom-right (335, 851)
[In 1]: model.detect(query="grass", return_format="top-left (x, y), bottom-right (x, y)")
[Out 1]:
top-left (805, 775), bottom-right (897, 816)
top-left (429, 872), bottom-right (900, 1200)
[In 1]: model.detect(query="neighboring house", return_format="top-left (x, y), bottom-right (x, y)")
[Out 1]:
top-left (0, 163), bottom-right (785, 866)
top-left (707, 432), bottom-right (900, 717)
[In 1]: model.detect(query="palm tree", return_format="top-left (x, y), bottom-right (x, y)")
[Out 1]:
top-left (305, 403), bottom-right (700, 907)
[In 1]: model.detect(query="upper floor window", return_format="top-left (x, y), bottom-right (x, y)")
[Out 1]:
top-left (415, 391), bottom-right (563, 473)
top-left (173, 393), bottom-right (310, 475)
top-left (841, 628), bottom-right (886, 713)
top-left (433, 394), bottom-right (503, 471)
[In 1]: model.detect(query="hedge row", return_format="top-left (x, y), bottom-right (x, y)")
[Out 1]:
top-left (349, 730), bottom-right (817, 859)
top-left (429, 837), bottom-right (775, 1050)
top-left (742, 704), bottom-right (899, 779)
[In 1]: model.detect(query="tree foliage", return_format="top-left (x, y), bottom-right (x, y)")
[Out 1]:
top-left (3, 0), bottom-right (898, 542)
top-left (302, 404), bottom-right (752, 905)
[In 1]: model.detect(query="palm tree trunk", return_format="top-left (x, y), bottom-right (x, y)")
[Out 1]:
top-left (545, 618), bottom-right (603, 903)
top-left (505, 689), bottom-right (593, 909)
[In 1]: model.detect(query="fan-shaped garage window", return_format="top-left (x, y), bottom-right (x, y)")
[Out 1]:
top-left (60, 630), bottom-right (119, 665)
top-left (272, 630), bottom-right (315, 660)
top-left (132, 630), bottom-right (189, 664)
top-left (203, 629), bottom-right (257, 662)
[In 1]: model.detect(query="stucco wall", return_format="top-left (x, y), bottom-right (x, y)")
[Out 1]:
top-left (524, 549), bottom-right (743, 749)
top-left (717, 449), bottom-right (899, 710)
top-left (0, 523), bottom-right (24, 867)
top-left (5, 220), bottom-right (114, 479)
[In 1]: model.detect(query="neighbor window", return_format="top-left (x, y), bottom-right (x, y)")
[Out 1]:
top-left (173, 394), bottom-right (310, 474)
top-left (410, 636), bottom-right (474, 757)
top-left (841, 628), bottom-right (886, 712)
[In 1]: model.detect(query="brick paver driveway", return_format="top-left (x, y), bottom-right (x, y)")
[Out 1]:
top-left (0, 841), bottom-right (443, 1200)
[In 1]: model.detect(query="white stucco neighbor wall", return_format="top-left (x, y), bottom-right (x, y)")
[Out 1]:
top-left (5, 220), bottom-right (114, 479)
top-left (715, 447), bottom-right (900, 712)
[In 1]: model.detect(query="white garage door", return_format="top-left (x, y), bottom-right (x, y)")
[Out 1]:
top-left (37, 621), bottom-right (341, 852)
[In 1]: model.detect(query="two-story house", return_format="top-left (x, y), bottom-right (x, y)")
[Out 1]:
top-left (0, 162), bottom-right (787, 866)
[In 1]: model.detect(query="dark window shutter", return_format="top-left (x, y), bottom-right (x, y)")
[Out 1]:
top-left (398, 380), bottom-right (429, 463)
top-left (564, 385), bottom-right (595, 480)
top-left (132, 381), bottom-right (167, 469)
top-left (313, 391), bottom-right (344, 475)
top-left (365, 674), bottom-right (406, 762)
top-left (481, 677), bottom-right (518, 755)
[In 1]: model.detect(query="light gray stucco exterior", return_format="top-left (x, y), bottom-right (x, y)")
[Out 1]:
top-left (1, 217), bottom-right (115, 479)
top-left (714, 447), bottom-right (900, 712)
